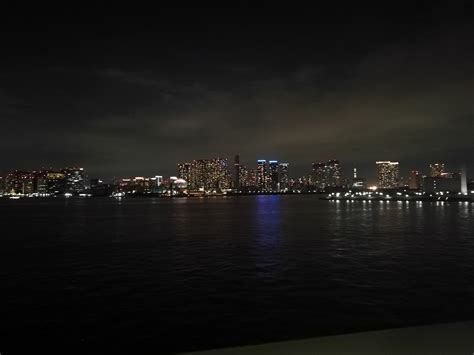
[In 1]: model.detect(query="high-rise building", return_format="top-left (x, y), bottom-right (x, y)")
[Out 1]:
top-left (376, 161), bottom-right (399, 188)
top-left (278, 163), bottom-right (289, 192)
top-left (208, 158), bottom-right (230, 190)
top-left (408, 170), bottom-right (422, 189)
top-left (61, 167), bottom-right (85, 193)
top-left (269, 160), bottom-right (279, 192)
top-left (312, 160), bottom-right (342, 189)
top-left (311, 162), bottom-right (325, 188)
top-left (233, 155), bottom-right (240, 189)
top-left (177, 162), bottom-right (191, 182)
top-left (177, 158), bottom-right (229, 191)
top-left (430, 163), bottom-right (445, 178)
top-left (247, 168), bottom-right (257, 188)
top-left (238, 165), bottom-right (249, 188)
top-left (256, 160), bottom-right (267, 191)
top-left (35, 170), bottom-right (49, 195)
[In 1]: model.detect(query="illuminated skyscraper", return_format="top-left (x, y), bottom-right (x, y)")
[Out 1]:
top-left (34, 170), bottom-right (49, 195)
top-left (269, 160), bottom-right (279, 192)
top-left (178, 162), bottom-right (191, 182)
top-left (233, 155), bottom-right (240, 189)
top-left (430, 163), bottom-right (445, 177)
top-left (247, 168), bottom-right (257, 188)
top-left (312, 159), bottom-right (342, 189)
top-left (278, 163), bottom-right (289, 192)
top-left (256, 160), bottom-right (267, 191)
top-left (208, 158), bottom-right (230, 190)
top-left (61, 167), bottom-right (85, 193)
top-left (177, 158), bottom-right (229, 191)
top-left (376, 161), bottom-right (399, 188)
top-left (238, 165), bottom-right (249, 188)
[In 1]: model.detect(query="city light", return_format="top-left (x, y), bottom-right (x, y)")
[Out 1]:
top-left (0, 159), bottom-right (471, 201)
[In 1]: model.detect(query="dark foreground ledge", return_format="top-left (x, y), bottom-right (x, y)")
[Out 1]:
top-left (183, 321), bottom-right (474, 355)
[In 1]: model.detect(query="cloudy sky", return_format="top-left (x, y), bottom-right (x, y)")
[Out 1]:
top-left (1, 4), bottom-right (473, 181)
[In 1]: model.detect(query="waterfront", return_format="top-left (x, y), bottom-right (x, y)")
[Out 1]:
top-left (1, 196), bottom-right (473, 354)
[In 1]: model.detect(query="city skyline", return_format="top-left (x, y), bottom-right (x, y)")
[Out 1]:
top-left (1, 152), bottom-right (472, 183)
top-left (1, 156), bottom-right (471, 183)
top-left (1, 157), bottom-right (471, 197)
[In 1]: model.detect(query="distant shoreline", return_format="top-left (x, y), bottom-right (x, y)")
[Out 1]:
top-left (1, 192), bottom-right (472, 203)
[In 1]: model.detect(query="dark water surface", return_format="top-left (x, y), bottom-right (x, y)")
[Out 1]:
top-left (1, 196), bottom-right (473, 354)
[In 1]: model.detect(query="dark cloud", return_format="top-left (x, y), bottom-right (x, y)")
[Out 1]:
top-left (0, 7), bottom-right (473, 181)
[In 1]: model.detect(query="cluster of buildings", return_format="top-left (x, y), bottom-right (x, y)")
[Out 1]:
top-left (175, 157), bottom-right (345, 194)
top-left (0, 167), bottom-right (86, 197)
top-left (177, 156), bottom-right (291, 193)
top-left (374, 161), bottom-right (468, 195)
top-left (178, 158), bottom-right (230, 192)
top-left (176, 157), bottom-right (470, 196)
top-left (0, 158), bottom-right (472, 199)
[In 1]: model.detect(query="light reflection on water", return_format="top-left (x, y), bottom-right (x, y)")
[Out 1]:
top-left (254, 195), bottom-right (283, 280)
top-left (0, 196), bottom-right (473, 353)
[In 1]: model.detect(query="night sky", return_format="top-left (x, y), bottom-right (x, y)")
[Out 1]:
top-left (1, 4), bottom-right (473, 181)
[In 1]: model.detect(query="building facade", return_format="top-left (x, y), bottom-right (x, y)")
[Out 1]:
top-left (269, 160), bottom-right (279, 192)
top-left (312, 160), bottom-right (342, 189)
top-left (256, 160), bottom-right (267, 191)
top-left (233, 155), bottom-right (240, 189)
top-left (376, 161), bottom-right (399, 189)
top-left (61, 167), bottom-right (86, 194)
top-left (278, 163), bottom-right (289, 192)
top-left (177, 158), bottom-right (230, 191)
